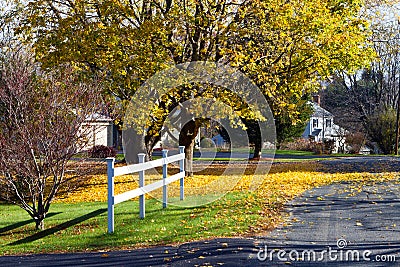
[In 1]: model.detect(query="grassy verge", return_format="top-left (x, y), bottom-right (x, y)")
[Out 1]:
top-left (274, 150), bottom-right (314, 156)
top-left (273, 157), bottom-right (336, 163)
top-left (1, 192), bottom-right (263, 255)
top-left (1, 162), bottom-right (399, 255)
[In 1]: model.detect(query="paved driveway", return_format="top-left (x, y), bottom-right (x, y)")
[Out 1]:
top-left (319, 156), bottom-right (400, 173)
top-left (256, 180), bottom-right (400, 266)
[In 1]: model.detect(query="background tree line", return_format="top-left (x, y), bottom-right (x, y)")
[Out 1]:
top-left (321, 3), bottom-right (400, 154)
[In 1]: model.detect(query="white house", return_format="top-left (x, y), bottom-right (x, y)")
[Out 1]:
top-left (302, 96), bottom-right (347, 153)
top-left (80, 113), bottom-right (118, 150)
top-left (155, 126), bottom-right (201, 150)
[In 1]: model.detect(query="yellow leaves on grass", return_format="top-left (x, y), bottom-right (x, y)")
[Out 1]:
top-left (56, 162), bottom-right (398, 205)
top-left (55, 174), bottom-right (136, 203)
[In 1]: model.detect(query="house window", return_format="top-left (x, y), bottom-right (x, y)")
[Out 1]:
top-left (326, 119), bottom-right (332, 128)
top-left (312, 119), bottom-right (318, 128)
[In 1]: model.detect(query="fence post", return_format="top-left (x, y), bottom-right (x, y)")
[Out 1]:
top-left (162, 149), bottom-right (168, 208)
top-left (138, 153), bottom-right (146, 219)
top-left (106, 157), bottom-right (115, 234)
top-left (179, 146), bottom-right (185, 200)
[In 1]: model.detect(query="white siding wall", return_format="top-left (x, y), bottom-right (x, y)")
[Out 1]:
top-left (80, 122), bottom-right (113, 150)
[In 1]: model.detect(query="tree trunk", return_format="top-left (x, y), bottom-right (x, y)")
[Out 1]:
top-left (35, 218), bottom-right (45, 230)
top-left (179, 119), bottom-right (201, 176)
top-left (145, 134), bottom-right (161, 161)
top-left (248, 120), bottom-right (262, 159)
top-left (122, 127), bottom-right (147, 163)
top-left (33, 194), bottom-right (47, 230)
top-left (184, 142), bottom-right (195, 176)
top-left (252, 142), bottom-right (262, 159)
top-left (33, 209), bottom-right (46, 230)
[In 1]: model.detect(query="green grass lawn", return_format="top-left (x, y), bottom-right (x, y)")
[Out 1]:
top-left (0, 192), bottom-right (262, 255)
top-left (274, 149), bottom-right (314, 156)
top-left (273, 157), bottom-right (335, 162)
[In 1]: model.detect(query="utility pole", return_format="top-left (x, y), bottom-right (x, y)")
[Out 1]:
top-left (395, 80), bottom-right (400, 155)
top-left (394, 19), bottom-right (400, 155)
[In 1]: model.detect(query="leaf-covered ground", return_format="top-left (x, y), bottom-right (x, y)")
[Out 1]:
top-left (55, 161), bottom-right (399, 235)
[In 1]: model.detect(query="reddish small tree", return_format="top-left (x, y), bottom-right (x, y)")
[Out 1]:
top-left (0, 50), bottom-right (103, 230)
top-left (345, 132), bottom-right (365, 154)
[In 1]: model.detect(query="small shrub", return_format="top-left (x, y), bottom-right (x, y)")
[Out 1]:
top-left (345, 132), bottom-right (365, 154)
top-left (281, 138), bottom-right (335, 154)
top-left (280, 138), bottom-right (315, 152)
top-left (323, 139), bottom-right (335, 154)
top-left (312, 142), bottom-right (324, 154)
top-left (88, 145), bottom-right (117, 158)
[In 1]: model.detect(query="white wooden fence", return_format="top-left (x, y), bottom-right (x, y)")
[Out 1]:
top-left (106, 146), bottom-right (185, 233)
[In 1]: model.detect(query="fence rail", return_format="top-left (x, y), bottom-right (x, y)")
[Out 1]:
top-left (106, 146), bottom-right (185, 233)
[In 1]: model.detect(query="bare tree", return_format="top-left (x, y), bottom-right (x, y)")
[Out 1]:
top-left (321, 4), bottom-right (400, 154)
top-left (0, 50), bottom-right (103, 230)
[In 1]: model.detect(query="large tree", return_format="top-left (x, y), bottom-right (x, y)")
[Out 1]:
top-left (0, 50), bottom-right (103, 229)
top-left (19, 0), bottom-right (374, 173)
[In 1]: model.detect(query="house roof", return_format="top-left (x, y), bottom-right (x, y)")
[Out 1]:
top-left (311, 102), bottom-right (333, 118)
top-left (85, 113), bottom-right (113, 122)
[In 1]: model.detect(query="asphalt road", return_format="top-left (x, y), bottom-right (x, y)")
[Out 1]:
top-left (256, 180), bottom-right (400, 266)
top-left (1, 157), bottom-right (400, 266)
top-left (318, 156), bottom-right (400, 173)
